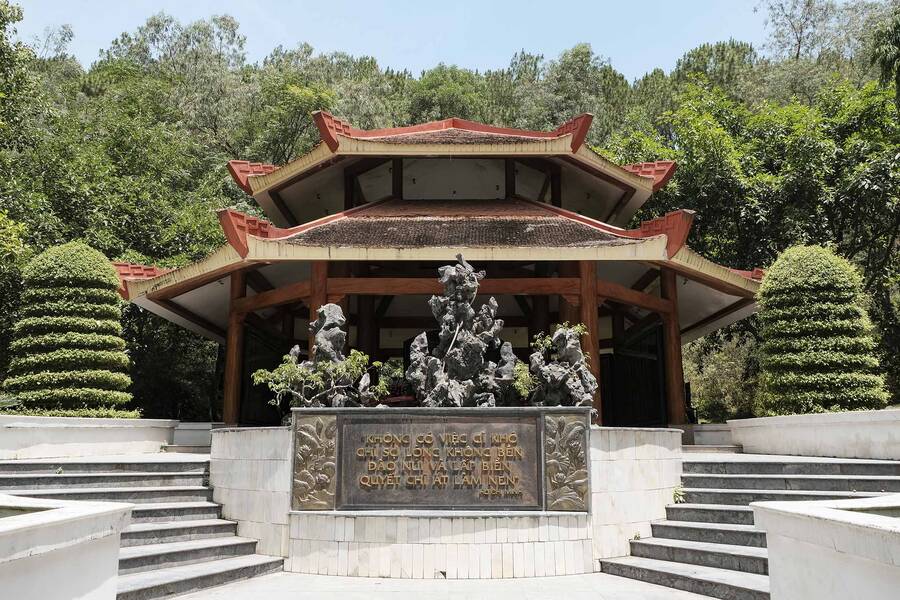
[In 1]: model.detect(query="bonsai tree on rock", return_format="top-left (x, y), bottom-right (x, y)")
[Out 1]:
top-left (3, 242), bottom-right (133, 416)
top-left (758, 245), bottom-right (888, 414)
top-left (253, 303), bottom-right (385, 416)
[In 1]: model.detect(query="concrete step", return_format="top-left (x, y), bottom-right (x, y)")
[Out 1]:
top-left (682, 487), bottom-right (888, 505)
top-left (118, 537), bottom-right (258, 575)
top-left (682, 445), bottom-right (743, 454)
top-left (163, 445), bottom-right (211, 454)
top-left (601, 556), bottom-right (769, 600)
top-left (0, 471), bottom-right (205, 490)
top-left (630, 537), bottom-right (769, 575)
top-left (683, 458), bottom-right (900, 476)
top-left (121, 519), bottom-right (236, 547)
top-left (116, 554), bottom-right (284, 600)
top-left (652, 520), bottom-right (766, 547)
top-left (682, 473), bottom-right (900, 492)
top-left (666, 503), bottom-right (756, 525)
top-left (0, 459), bottom-right (208, 474)
top-left (130, 502), bottom-right (222, 524)
top-left (3, 486), bottom-right (213, 503)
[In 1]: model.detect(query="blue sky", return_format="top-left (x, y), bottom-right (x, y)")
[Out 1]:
top-left (16, 0), bottom-right (768, 81)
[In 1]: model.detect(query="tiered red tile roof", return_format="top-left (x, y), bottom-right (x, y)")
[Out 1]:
top-left (215, 198), bottom-right (699, 255)
top-left (226, 112), bottom-right (674, 195)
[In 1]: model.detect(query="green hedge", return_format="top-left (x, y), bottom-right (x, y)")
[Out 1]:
top-left (22, 286), bottom-right (121, 305)
top-left (13, 316), bottom-right (123, 336)
top-left (11, 332), bottom-right (127, 353)
top-left (3, 242), bottom-right (133, 412)
top-left (0, 406), bottom-right (140, 418)
top-left (19, 300), bottom-right (122, 320)
top-left (758, 245), bottom-right (888, 414)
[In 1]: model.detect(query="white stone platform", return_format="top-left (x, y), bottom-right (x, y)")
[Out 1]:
top-left (175, 571), bottom-right (713, 599)
top-left (288, 511), bottom-right (593, 578)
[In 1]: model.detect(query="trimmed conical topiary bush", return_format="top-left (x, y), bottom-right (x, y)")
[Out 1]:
top-left (3, 242), bottom-right (133, 415)
top-left (758, 245), bottom-right (888, 415)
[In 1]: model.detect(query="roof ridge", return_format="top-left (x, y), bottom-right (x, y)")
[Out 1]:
top-left (312, 110), bottom-right (594, 151)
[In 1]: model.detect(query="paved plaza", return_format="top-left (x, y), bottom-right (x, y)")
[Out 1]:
top-left (177, 571), bottom-right (712, 600)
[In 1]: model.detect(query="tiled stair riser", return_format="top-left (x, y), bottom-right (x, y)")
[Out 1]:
top-left (287, 513), bottom-right (593, 578)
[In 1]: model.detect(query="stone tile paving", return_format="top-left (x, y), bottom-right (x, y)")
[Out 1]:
top-left (177, 571), bottom-right (714, 599)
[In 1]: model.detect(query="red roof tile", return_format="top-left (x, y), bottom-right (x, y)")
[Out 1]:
top-left (112, 262), bottom-right (172, 299)
top-left (217, 209), bottom-right (288, 258)
top-left (632, 209), bottom-right (695, 258)
top-left (730, 268), bottom-right (766, 281)
top-left (622, 161), bottom-right (678, 192)
top-left (227, 160), bottom-right (278, 194)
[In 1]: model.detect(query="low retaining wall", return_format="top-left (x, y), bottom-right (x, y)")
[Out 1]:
top-left (753, 494), bottom-right (900, 600)
top-left (287, 511), bottom-right (593, 578)
top-left (729, 410), bottom-right (900, 459)
top-left (590, 427), bottom-right (682, 559)
top-left (0, 415), bottom-right (177, 459)
top-left (209, 426), bottom-right (291, 556)
top-left (0, 493), bottom-right (131, 600)
top-left (174, 421), bottom-right (223, 446)
top-left (678, 424), bottom-right (732, 446)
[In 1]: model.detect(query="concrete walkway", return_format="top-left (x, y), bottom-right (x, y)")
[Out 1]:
top-left (176, 571), bottom-right (713, 599)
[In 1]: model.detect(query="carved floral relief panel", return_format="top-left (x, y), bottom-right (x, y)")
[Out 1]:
top-left (292, 415), bottom-right (337, 510)
top-left (543, 414), bottom-right (590, 511)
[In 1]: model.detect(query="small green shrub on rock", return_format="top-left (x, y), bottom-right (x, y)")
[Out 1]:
top-left (2, 242), bottom-right (135, 416)
top-left (758, 245), bottom-right (888, 414)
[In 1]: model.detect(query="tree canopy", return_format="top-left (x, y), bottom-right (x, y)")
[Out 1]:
top-left (0, 0), bottom-right (898, 417)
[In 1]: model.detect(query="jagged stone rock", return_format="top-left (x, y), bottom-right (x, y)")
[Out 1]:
top-left (529, 327), bottom-right (597, 407)
top-left (405, 255), bottom-right (516, 407)
top-left (261, 304), bottom-right (376, 414)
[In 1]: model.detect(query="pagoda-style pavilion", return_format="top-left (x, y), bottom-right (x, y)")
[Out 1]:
top-left (115, 112), bottom-right (762, 427)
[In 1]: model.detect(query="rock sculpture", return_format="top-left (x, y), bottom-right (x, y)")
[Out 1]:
top-left (405, 255), bottom-right (516, 407)
top-left (253, 303), bottom-right (377, 412)
top-left (529, 326), bottom-right (597, 407)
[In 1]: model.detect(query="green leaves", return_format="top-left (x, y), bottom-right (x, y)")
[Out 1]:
top-left (3, 241), bottom-right (133, 412)
top-left (758, 245), bottom-right (888, 415)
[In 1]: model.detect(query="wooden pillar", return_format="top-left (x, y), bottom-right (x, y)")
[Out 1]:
top-left (578, 260), bottom-right (602, 421)
top-left (660, 268), bottom-right (687, 425)
top-left (557, 262), bottom-right (579, 325)
top-left (392, 158), bottom-right (403, 199)
top-left (343, 171), bottom-right (355, 210)
top-left (308, 261), bottom-right (328, 355)
top-left (357, 295), bottom-right (377, 357)
top-left (282, 310), bottom-right (295, 341)
top-left (550, 168), bottom-right (561, 207)
top-left (611, 310), bottom-right (625, 347)
top-left (223, 271), bottom-right (247, 426)
top-left (531, 263), bottom-right (551, 342)
top-left (505, 159), bottom-right (516, 199)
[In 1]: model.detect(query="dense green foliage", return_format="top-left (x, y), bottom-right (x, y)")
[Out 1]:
top-left (758, 245), bottom-right (888, 413)
top-left (0, 0), bottom-right (898, 417)
top-left (253, 348), bottom-right (387, 419)
top-left (2, 242), bottom-right (135, 416)
top-left (684, 333), bottom-right (759, 423)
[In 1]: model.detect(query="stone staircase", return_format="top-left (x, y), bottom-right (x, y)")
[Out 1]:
top-left (0, 456), bottom-right (282, 599)
top-left (601, 452), bottom-right (900, 600)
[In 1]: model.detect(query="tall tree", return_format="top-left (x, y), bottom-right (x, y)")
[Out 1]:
top-left (871, 8), bottom-right (900, 112)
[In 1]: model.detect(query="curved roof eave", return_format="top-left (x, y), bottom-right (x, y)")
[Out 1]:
top-left (666, 246), bottom-right (762, 298)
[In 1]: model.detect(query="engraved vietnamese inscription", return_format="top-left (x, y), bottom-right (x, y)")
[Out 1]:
top-left (337, 415), bottom-right (541, 509)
